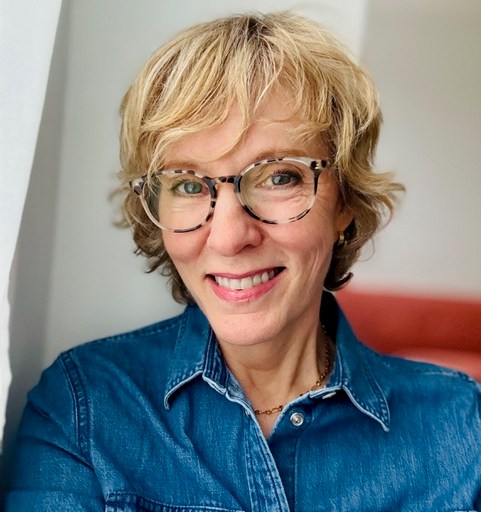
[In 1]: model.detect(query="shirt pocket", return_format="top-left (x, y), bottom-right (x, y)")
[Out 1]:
top-left (105, 492), bottom-right (245, 512)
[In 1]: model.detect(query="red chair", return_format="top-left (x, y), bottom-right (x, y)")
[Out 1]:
top-left (336, 288), bottom-right (481, 381)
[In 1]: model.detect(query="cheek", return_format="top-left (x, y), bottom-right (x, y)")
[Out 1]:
top-left (273, 207), bottom-right (336, 268)
top-left (163, 232), bottom-right (204, 266)
top-left (315, 176), bottom-right (351, 231)
top-left (288, 204), bottom-right (339, 273)
top-left (303, 200), bottom-right (340, 245)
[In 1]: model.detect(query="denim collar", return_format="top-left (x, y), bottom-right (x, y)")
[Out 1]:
top-left (315, 292), bottom-right (391, 432)
top-left (164, 293), bottom-right (390, 432)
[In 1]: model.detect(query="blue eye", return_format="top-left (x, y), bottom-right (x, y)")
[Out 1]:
top-left (265, 168), bottom-right (303, 188)
top-left (171, 179), bottom-right (206, 196)
top-left (245, 163), bottom-right (306, 191)
top-left (179, 181), bottom-right (202, 194)
top-left (270, 172), bottom-right (299, 186)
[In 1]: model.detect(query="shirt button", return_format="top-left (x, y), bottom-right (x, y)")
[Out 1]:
top-left (290, 412), bottom-right (304, 427)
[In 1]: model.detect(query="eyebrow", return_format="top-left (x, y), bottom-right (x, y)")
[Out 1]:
top-left (253, 148), bottom-right (312, 161)
top-left (164, 148), bottom-right (313, 171)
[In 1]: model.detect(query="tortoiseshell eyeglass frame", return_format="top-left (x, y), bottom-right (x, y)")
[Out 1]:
top-left (129, 156), bottom-right (331, 233)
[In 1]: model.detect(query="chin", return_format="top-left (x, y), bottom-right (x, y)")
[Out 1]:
top-left (208, 312), bottom-right (279, 347)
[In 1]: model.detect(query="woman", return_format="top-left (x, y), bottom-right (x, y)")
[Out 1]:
top-left (7, 12), bottom-right (481, 511)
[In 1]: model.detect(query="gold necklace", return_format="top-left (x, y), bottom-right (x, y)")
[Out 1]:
top-left (254, 335), bottom-right (332, 416)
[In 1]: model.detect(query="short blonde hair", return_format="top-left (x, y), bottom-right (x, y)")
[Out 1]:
top-left (118, 11), bottom-right (404, 303)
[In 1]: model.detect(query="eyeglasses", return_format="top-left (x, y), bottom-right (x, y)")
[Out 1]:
top-left (130, 156), bottom-right (331, 233)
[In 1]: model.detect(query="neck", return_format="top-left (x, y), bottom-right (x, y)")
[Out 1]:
top-left (217, 319), bottom-right (331, 436)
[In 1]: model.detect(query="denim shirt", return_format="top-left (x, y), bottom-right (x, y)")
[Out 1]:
top-left (6, 293), bottom-right (481, 511)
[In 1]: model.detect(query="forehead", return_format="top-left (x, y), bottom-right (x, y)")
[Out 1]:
top-left (163, 89), bottom-right (323, 167)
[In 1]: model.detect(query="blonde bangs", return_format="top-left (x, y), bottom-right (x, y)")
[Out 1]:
top-left (120, 13), bottom-right (348, 178)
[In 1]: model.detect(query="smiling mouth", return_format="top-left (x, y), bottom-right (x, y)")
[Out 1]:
top-left (210, 268), bottom-right (284, 291)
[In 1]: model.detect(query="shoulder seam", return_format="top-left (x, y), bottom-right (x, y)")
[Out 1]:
top-left (59, 352), bottom-right (91, 462)
top-left (371, 349), bottom-right (476, 382)
top-left (82, 315), bottom-right (184, 348)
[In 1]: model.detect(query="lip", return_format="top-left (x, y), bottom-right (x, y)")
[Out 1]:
top-left (209, 267), bottom-right (279, 279)
top-left (207, 267), bottom-right (284, 302)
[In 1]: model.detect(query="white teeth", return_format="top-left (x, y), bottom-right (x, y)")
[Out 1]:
top-left (230, 279), bottom-right (241, 289)
top-left (214, 270), bottom-right (276, 290)
top-left (240, 277), bottom-right (251, 289)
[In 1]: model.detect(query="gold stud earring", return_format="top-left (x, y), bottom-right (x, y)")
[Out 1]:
top-left (336, 231), bottom-right (346, 247)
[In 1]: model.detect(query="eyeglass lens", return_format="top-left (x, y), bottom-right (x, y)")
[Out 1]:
top-left (141, 159), bottom-right (318, 231)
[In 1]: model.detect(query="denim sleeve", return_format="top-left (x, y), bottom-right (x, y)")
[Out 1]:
top-left (5, 354), bottom-right (104, 511)
top-left (476, 382), bottom-right (481, 511)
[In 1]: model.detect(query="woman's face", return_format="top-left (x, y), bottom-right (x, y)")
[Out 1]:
top-left (162, 91), bottom-right (352, 348)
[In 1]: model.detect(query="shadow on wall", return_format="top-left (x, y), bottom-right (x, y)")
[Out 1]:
top-left (0, 0), bottom-right (70, 497)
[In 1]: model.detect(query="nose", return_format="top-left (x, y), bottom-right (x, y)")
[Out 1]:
top-left (205, 183), bottom-right (263, 256)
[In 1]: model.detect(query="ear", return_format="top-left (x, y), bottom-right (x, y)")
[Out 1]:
top-left (335, 206), bottom-right (354, 233)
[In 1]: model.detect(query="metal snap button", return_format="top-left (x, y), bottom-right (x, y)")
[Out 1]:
top-left (290, 412), bottom-right (304, 427)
